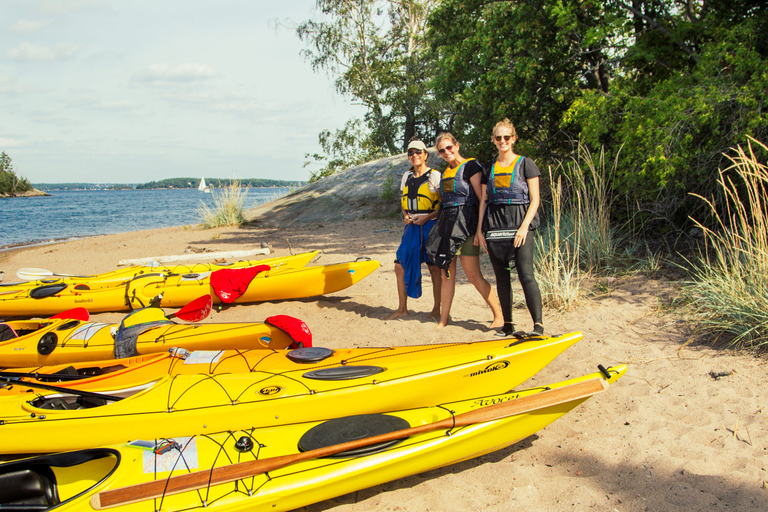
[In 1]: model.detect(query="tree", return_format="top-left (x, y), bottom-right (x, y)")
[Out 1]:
top-left (427, 0), bottom-right (625, 163)
top-left (297, 0), bottom-right (445, 178)
top-left (0, 151), bottom-right (32, 196)
top-left (563, 1), bottom-right (768, 224)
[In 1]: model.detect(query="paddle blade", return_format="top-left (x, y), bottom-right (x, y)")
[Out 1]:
top-left (16, 268), bottom-right (90, 281)
top-left (173, 295), bottom-right (212, 322)
top-left (16, 268), bottom-right (53, 281)
top-left (51, 307), bottom-right (90, 321)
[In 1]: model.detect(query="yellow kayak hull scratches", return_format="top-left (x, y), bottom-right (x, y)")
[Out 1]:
top-left (0, 332), bottom-right (583, 454)
top-left (0, 366), bottom-right (626, 512)
top-left (0, 257), bottom-right (379, 317)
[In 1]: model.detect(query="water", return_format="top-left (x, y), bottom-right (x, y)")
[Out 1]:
top-left (0, 188), bottom-right (291, 249)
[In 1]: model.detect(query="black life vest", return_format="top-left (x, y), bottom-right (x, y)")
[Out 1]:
top-left (441, 159), bottom-right (478, 208)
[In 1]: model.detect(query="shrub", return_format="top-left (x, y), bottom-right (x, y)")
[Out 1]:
top-left (198, 180), bottom-right (248, 228)
top-left (681, 138), bottom-right (768, 349)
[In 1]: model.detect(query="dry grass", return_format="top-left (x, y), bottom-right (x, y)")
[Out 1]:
top-left (682, 137), bottom-right (768, 349)
top-left (198, 180), bottom-right (248, 228)
top-left (535, 144), bottom-right (623, 310)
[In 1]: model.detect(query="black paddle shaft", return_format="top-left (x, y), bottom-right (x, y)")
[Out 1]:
top-left (0, 377), bottom-right (123, 402)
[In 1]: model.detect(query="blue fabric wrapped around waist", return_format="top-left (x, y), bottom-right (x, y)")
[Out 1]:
top-left (396, 219), bottom-right (436, 299)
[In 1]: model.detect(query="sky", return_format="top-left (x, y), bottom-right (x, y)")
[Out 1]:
top-left (1, 0), bottom-right (365, 184)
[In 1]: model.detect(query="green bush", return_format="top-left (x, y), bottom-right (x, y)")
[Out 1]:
top-left (198, 180), bottom-right (248, 228)
top-left (680, 138), bottom-right (768, 349)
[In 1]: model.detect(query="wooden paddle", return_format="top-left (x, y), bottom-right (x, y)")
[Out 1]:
top-left (91, 377), bottom-right (608, 509)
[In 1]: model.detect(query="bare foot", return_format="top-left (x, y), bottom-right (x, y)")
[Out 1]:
top-left (436, 320), bottom-right (448, 329)
top-left (489, 318), bottom-right (505, 329)
top-left (426, 309), bottom-right (440, 319)
top-left (387, 309), bottom-right (408, 320)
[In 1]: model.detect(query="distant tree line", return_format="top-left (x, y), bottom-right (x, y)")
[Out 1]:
top-left (135, 178), bottom-right (304, 189)
top-left (298, 0), bottom-right (768, 229)
top-left (0, 152), bottom-right (33, 196)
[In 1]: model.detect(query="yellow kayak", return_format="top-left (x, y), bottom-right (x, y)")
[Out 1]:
top-left (0, 258), bottom-right (380, 317)
top-left (0, 309), bottom-right (303, 367)
top-left (0, 332), bottom-right (584, 454)
top-left (10, 251), bottom-right (320, 288)
top-left (0, 365), bottom-right (626, 512)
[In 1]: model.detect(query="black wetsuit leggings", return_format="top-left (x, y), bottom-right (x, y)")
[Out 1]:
top-left (487, 233), bottom-right (543, 327)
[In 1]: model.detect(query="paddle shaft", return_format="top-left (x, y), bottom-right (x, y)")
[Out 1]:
top-left (0, 370), bottom-right (88, 382)
top-left (0, 377), bottom-right (123, 402)
top-left (92, 378), bottom-right (607, 509)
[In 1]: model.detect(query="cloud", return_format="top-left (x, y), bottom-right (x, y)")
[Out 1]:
top-left (36, 0), bottom-right (112, 17)
top-left (61, 93), bottom-right (136, 112)
top-left (9, 19), bottom-right (52, 34)
top-left (6, 42), bottom-right (80, 62)
top-left (132, 63), bottom-right (218, 86)
top-left (0, 137), bottom-right (26, 148)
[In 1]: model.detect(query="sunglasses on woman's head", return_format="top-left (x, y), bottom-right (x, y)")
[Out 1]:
top-left (437, 145), bottom-right (454, 154)
top-left (494, 135), bottom-right (512, 142)
top-left (407, 149), bottom-right (424, 156)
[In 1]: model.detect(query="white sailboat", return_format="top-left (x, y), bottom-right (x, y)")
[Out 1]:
top-left (198, 177), bottom-right (211, 193)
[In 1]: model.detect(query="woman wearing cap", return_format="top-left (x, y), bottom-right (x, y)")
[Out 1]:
top-left (426, 132), bottom-right (504, 329)
top-left (387, 140), bottom-right (442, 320)
top-left (475, 119), bottom-right (543, 336)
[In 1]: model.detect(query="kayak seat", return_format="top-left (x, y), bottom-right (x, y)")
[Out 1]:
top-left (0, 323), bottom-right (18, 342)
top-left (0, 466), bottom-right (59, 508)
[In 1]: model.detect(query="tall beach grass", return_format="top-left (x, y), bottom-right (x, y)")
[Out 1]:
top-left (682, 137), bottom-right (768, 349)
top-left (534, 144), bottom-right (624, 310)
top-left (198, 180), bottom-right (248, 228)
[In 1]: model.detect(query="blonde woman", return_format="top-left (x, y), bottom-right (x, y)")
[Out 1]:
top-left (426, 132), bottom-right (503, 329)
top-left (475, 119), bottom-right (543, 336)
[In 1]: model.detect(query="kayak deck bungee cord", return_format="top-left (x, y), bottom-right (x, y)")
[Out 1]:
top-left (0, 257), bottom-right (380, 317)
top-left (0, 365), bottom-right (626, 512)
top-left (0, 332), bottom-right (584, 454)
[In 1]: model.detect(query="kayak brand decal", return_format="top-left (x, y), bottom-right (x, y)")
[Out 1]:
top-left (74, 298), bottom-right (94, 304)
top-left (466, 360), bottom-right (510, 378)
top-left (258, 385), bottom-right (282, 396)
top-left (472, 393), bottom-right (521, 408)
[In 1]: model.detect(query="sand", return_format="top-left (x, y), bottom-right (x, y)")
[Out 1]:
top-left (1, 219), bottom-right (766, 511)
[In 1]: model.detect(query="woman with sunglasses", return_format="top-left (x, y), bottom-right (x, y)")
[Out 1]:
top-left (426, 133), bottom-right (504, 329)
top-left (475, 119), bottom-right (544, 336)
top-left (388, 140), bottom-right (442, 320)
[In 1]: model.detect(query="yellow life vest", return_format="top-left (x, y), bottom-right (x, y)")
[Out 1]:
top-left (401, 169), bottom-right (440, 213)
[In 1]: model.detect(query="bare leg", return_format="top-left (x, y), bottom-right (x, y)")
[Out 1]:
top-left (459, 255), bottom-right (505, 328)
top-left (438, 259), bottom-right (458, 328)
top-left (386, 263), bottom-right (409, 319)
top-left (427, 264), bottom-right (441, 318)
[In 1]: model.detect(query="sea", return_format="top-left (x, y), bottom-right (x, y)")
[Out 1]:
top-left (0, 188), bottom-right (291, 250)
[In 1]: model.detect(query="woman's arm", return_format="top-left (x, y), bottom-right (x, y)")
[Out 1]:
top-left (514, 176), bottom-right (540, 247)
top-left (475, 186), bottom-right (489, 252)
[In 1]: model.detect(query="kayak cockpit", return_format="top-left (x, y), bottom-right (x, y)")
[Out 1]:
top-left (26, 380), bottom-right (160, 411)
top-left (0, 449), bottom-right (119, 510)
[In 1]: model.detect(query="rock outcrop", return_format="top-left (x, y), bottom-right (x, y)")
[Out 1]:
top-left (246, 150), bottom-right (444, 227)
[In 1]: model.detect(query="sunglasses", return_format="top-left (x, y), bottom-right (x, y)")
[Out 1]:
top-left (494, 135), bottom-right (513, 142)
top-left (437, 145), bottom-right (454, 154)
top-left (407, 149), bottom-right (424, 156)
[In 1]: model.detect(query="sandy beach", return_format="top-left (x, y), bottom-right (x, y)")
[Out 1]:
top-left (1, 219), bottom-right (766, 511)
